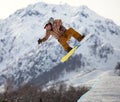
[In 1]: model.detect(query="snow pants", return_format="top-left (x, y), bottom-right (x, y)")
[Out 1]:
top-left (58, 28), bottom-right (83, 51)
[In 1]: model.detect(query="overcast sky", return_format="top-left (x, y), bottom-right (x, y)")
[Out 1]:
top-left (0, 0), bottom-right (120, 25)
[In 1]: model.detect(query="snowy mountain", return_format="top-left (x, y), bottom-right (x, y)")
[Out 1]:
top-left (0, 2), bottom-right (120, 89)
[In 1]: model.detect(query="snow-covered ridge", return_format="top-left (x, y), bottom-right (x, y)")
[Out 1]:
top-left (78, 71), bottom-right (120, 102)
top-left (0, 2), bottom-right (120, 88)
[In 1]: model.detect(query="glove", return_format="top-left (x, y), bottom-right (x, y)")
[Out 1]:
top-left (38, 38), bottom-right (42, 44)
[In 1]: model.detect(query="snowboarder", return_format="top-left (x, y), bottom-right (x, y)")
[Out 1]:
top-left (38, 17), bottom-right (85, 52)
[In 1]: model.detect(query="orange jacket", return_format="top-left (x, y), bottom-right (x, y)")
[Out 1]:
top-left (41, 19), bottom-right (66, 42)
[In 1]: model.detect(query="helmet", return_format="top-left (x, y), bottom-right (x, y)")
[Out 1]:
top-left (44, 17), bottom-right (54, 28)
top-left (48, 17), bottom-right (54, 25)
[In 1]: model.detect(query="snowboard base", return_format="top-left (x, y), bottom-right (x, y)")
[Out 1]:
top-left (61, 45), bottom-right (79, 63)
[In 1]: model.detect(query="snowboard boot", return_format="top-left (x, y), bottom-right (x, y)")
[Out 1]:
top-left (66, 47), bottom-right (73, 53)
top-left (77, 35), bottom-right (85, 42)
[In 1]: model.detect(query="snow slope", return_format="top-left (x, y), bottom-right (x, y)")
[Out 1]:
top-left (0, 2), bottom-right (120, 89)
top-left (78, 71), bottom-right (120, 102)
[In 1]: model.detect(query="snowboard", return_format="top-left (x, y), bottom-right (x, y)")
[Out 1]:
top-left (61, 45), bottom-right (79, 63)
top-left (60, 34), bottom-right (91, 63)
